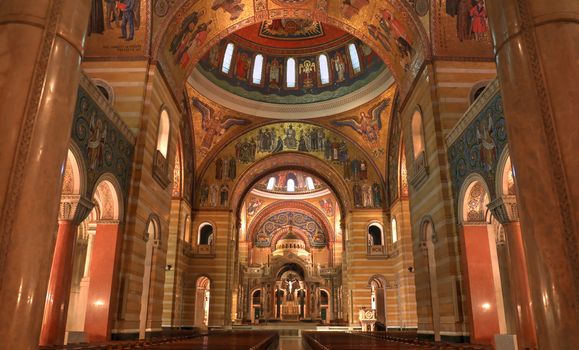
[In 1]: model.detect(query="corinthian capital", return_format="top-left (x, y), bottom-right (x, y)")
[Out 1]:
top-left (487, 196), bottom-right (520, 225)
top-left (58, 195), bottom-right (95, 224)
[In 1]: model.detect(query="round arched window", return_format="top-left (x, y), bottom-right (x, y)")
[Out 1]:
top-left (198, 223), bottom-right (214, 245)
top-left (368, 224), bottom-right (383, 246)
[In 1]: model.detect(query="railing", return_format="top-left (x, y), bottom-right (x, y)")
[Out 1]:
top-left (152, 150), bottom-right (171, 188)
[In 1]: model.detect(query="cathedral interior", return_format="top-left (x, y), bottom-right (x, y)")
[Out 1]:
top-left (0, 0), bottom-right (577, 350)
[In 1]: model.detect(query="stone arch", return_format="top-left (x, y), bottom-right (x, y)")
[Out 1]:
top-left (496, 146), bottom-right (516, 198)
top-left (368, 274), bottom-right (388, 324)
top-left (367, 220), bottom-right (384, 246)
top-left (417, 215), bottom-right (441, 341)
top-left (152, 0), bottom-right (431, 93)
top-left (91, 173), bottom-right (124, 221)
top-left (247, 200), bottom-right (334, 249)
top-left (458, 174), bottom-right (491, 225)
top-left (63, 143), bottom-right (87, 196)
top-left (92, 78), bottom-right (115, 105)
top-left (144, 213), bottom-right (162, 245)
top-left (194, 275), bottom-right (212, 327)
top-left (469, 80), bottom-right (492, 105)
top-left (229, 152), bottom-right (352, 217)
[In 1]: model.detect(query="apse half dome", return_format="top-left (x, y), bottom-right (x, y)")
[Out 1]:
top-left (188, 20), bottom-right (394, 119)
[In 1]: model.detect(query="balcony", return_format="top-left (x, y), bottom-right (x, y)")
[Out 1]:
top-left (152, 150), bottom-right (171, 189)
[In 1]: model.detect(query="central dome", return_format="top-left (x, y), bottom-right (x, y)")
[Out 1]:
top-left (188, 20), bottom-right (393, 118)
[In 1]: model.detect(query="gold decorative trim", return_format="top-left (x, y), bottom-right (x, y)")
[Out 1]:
top-left (79, 71), bottom-right (137, 145)
top-left (445, 78), bottom-right (500, 146)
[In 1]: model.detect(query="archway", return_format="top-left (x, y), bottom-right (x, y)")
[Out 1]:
top-left (139, 215), bottom-right (161, 339)
top-left (458, 176), bottom-right (507, 344)
top-left (419, 217), bottom-right (440, 342)
top-left (152, 0), bottom-right (431, 96)
top-left (368, 275), bottom-right (387, 326)
top-left (194, 276), bottom-right (211, 327)
top-left (48, 174), bottom-right (124, 344)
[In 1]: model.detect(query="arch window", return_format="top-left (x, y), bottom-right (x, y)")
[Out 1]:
top-left (198, 223), bottom-right (214, 245)
top-left (157, 109), bottom-right (170, 157)
top-left (391, 217), bottom-right (398, 243)
top-left (267, 176), bottom-right (276, 190)
top-left (221, 43), bottom-right (235, 74)
top-left (286, 58), bottom-right (296, 88)
top-left (411, 109), bottom-right (425, 159)
top-left (348, 43), bottom-right (361, 74)
top-left (287, 179), bottom-right (295, 192)
top-left (252, 54), bottom-right (264, 85)
top-left (318, 54), bottom-right (330, 85)
top-left (306, 177), bottom-right (315, 191)
top-left (368, 223), bottom-right (383, 246)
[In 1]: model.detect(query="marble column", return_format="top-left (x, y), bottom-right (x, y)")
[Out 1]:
top-left (488, 198), bottom-right (538, 350)
top-left (0, 1), bottom-right (91, 349)
top-left (40, 196), bottom-right (94, 345)
top-left (458, 224), bottom-right (501, 344)
top-left (84, 221), bottom-right (122, 342)
top-left (485, 1), bottom-right (579, 348)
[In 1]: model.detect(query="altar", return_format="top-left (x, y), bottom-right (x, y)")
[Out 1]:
top-left (281, 300), bottom-right (300, 321)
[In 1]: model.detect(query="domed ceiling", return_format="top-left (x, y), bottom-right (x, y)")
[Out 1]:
top-left (189, 20), bottom-right (393, 117)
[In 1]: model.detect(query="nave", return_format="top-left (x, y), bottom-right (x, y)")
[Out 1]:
top-left (39, 330), bottom-right (494, 350)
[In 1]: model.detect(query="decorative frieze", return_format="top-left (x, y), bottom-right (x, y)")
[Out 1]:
top-left (487, 196), bottom-right (520, 224)
top-left (58, 195), bottom-right (95, 224)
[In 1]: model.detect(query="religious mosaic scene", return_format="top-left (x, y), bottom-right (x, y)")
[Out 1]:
top-left (0, 1), bottom-right (577, 350)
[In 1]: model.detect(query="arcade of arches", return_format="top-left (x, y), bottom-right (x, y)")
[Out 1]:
top-left (0, 1), bottom-right (577, 350)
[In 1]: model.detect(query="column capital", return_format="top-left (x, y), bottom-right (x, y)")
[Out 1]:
top-left (58, 195), bottom-right (94, 224)
top-left (487, 196), bottom-right (520, 225)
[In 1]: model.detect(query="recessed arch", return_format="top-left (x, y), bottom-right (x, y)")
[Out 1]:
top-left (91, 173), bottom-right (123, 221)
top-left (228, 152), bottom-right (353, 217)
top-left (496, 146), bottom-right (516, 198)
top-left (152, 1), bottom-right (431, 97)
top-left (198, 222), bottom-right (215, 245)
top-left (411, 107), bottom-right (426, 160)
top-left (62, 144), bottom-right (86, 196)
top-left (157, 108), bottom-right (171, 158)
top-left (458, 174), bottom-right (491, 225)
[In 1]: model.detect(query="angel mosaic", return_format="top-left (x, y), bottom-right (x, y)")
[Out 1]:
top-left (192, 98), bottom-right (249, 154)
top-left (299, 60), bottom-right (316, 89)
top-left (331, 99), bottom-right (390, 150)
top-left (366, 9), bottom-right (414, 71)
top-left (170, 11), bottom-right (213, 69)
top-left (211, 0), bottom-right (244, 20)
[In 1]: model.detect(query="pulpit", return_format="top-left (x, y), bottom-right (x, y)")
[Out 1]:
top-left (359, 308), bottom-right (377, 331)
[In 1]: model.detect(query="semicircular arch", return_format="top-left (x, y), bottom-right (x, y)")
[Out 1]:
top-left (153, 0), bottom-right (430, 96)
top-left (228, 152), bottom-right (352, 216)
top-left (248, 200), bottom-right (334, 248)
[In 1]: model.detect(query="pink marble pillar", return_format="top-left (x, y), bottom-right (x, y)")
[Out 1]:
top-left (504, 222), bottom-right (538, 349)
top-left (40, 196), bottom-right (93, 345)
top-left (84, 222), bottom-right (122, 342)
top-left (0, 1), bottom-right (90, 348)
top-left (459, 225), bottom-right (501, 345)
top-left (485, 0), bottom-right (579, 348)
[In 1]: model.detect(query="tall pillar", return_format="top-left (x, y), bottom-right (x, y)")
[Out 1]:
top-left (485, 1), bottom-right (579, 348)
top-left (488, 198), bottom-right (538, 350)
top-left (40, 196), bottom-right (93, 345)
top-left (84, 221), bottom-right (122, 342)
top-left (0, 1), bottom-right (90, 349)
top-left (459, 224), bottom-right (501, 344)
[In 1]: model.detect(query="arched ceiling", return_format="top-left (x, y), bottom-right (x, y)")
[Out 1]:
top-left (189, 23), bottom-right (391, 109)
top-left (83, 0), bottom-right (493, 101)
top-left (153, 0), bottom-right (431, 97)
